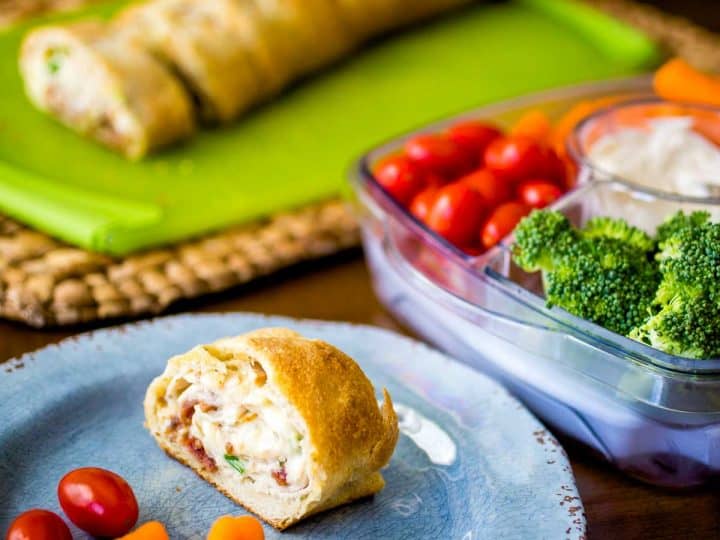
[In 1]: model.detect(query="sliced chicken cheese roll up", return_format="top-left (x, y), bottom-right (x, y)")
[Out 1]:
top-left (19, 21), bottom-right (195, 159)
top-left (117, 0), bottom-right (267, 123)
top-left (144, 328), bottom-right (399, 530)
top-left (251, 0), bottom-right (356, 77)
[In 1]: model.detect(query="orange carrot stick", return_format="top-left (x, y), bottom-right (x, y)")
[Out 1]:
top-left (510, 109), bottom-right (552, 143)
top-left (654, 57), bottom-right (720, 107)
top-left (117, 521), bottom-right (170, 540)
top-left (551, 95), bottom-right (625, 156)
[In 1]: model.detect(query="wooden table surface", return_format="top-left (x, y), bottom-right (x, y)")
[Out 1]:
top-left (2, 252), bottom-right (720, 539)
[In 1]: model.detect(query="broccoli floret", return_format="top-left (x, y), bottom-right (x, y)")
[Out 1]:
top-left (629, 296), bottom-right (720, 359)
top-left (581, 216), bottom-right (655, 252)
top-left (513, 209), bottom-right (720, 359)
top-left (651, 211), bottom-right (717, 305)
top-left (655, 210), bottom-right (710, 245)
top-left (627, 211), bottom-right (720, 359)
top-left (656, 212), bottom-right (720, 295)
top-left (512, 210), bottom-right (659, 335)
top-left (543, 237), bottom-right (659, 335)
top-left (512, 210), bottom-right (575, 272)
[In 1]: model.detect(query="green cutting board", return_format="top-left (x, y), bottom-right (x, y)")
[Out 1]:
top-left (0, 0), bottom-right (659, 255)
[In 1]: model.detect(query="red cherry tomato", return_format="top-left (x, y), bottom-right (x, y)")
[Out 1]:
top-left (5, 509), bottom-right (72, 540)
top-left (424, 173), bottom-right (448, 189)
top-left (484, 135), bottom-right (548, 182)
top-left (481, 202), bottom-right (531, 249)
top-left (374, 155), bottom-right (426, 205)
top-left (405, 134), bottom-right (471, 178)
top-left (410, 186), bottom-right (440, 222)
top-left (426, 182), bottom-right (486, 246)
top-left (447, 120), bottom-right (502, 165)
top-left (462, 245), bottom-right (485, 256)
top-left (58, 467), bottom-right (139, 538)
top-left (517, 179), bottom-right (564, 209)
top-left (460, 168), bottom-right (511, 208)
top-left (543, 148), bottom-right (567, 183)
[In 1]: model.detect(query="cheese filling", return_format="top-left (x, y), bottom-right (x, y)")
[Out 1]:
top-left (159, 353), bottom-right (310, 494)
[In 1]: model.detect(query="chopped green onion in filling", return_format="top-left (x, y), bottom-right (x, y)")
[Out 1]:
top-left (224, 454), bottom-right (246, 474)
top-left (46, 47), bottom-right (69, 75)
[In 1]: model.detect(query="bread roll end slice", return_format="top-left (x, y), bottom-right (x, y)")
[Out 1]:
top-left (19, 21), bottom-right (195, 159)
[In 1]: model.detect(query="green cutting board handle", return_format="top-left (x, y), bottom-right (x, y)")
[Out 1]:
top-left (519, 0), bottom-right (660, 65)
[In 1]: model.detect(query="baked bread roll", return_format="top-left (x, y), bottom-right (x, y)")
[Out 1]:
top-left (20, 0), bottom-right (475, 157)
top-left (19, 21), bottom-right (195, 159)
top-left (118, 0), bottom-right (356, 122)
top-left (116, 0), bottom-right (267, 123)
top-left (144, 328), bottom-right (399, 530)
top-left (251, 0), bottom-right (356, 76)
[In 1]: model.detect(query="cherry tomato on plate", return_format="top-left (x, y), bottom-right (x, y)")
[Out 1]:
top-left (517, 179), bottom-right (564, 209)
top-left (481, 202), bottom-right (531, 249)
top-left (460, 168), bottom-right (511, 208)
top-left (58, 467), bottom-right (139, 538)
top-left (5, 509), bottom-right (72, 540)
top-left (426, 182), bottom-right (486, 247)
top-left (405, 134), bottom-right (472, 178)
top-left (373, 154), bottom-right (426, 205)
top-left (409, 186), bottom-right (440, 222)
top-left (447, 120), bottom-right (502, 165)
top-left (484, 135), bottom-right (548, 182)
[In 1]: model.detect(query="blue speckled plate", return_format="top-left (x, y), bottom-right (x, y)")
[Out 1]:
top-left (0, 314), bottom-right (585, 539)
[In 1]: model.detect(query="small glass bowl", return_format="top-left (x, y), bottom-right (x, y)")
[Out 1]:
top-left (567, 98), bottom-right (720, 203)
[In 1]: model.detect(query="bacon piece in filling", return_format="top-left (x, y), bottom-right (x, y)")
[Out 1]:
top-left (272, 466), bottom-right (288, 487)
top-left (184, 435), bottom-right (218, 472)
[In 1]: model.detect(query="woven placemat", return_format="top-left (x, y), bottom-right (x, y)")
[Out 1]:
top-left (588, 0), bottom-right (720, 71)
top-left (0, 200), bottom-right (359, 327)
top-left (1, 0), bottom-right (717, 327)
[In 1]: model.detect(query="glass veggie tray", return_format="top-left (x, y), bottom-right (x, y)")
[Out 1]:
top-left (350, 76), bottom-right (720, 488)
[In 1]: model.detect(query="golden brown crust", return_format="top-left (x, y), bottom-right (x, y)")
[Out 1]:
top-left (114, 0), bottom-right (265, 123)
top-left (235, 328), bottom-right (399, 493)
top-left (145, 327), bottom-right (399, 530)
top-left (372, 389), bottom-right (400, 469)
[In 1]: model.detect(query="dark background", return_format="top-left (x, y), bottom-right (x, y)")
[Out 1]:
top-left (643, 0), bottom-right (720, 31)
